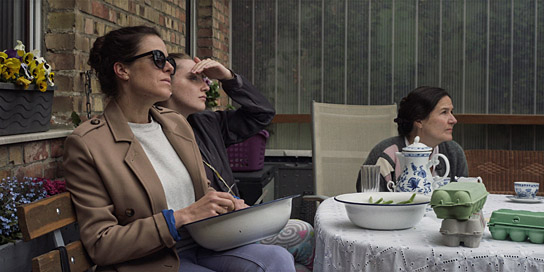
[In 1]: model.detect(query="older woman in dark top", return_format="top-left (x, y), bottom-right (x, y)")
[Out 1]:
top-left (357, 86), bottom-right (468, 192)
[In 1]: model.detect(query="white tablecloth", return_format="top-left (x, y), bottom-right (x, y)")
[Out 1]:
top-left (314, 194), bottom-right (544, 272)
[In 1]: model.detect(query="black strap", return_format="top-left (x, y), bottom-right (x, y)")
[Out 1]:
top-left (56, 246), bottom-right (71, 272)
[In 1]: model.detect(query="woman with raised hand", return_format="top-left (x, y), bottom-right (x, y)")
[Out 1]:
top-left (63, 26), bottom-right (294, 272)
top-left (157, 53), bottom-right (315, 271)
top-left (357, 86), bottom-right (468, 192)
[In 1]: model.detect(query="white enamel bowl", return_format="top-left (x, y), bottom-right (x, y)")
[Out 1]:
top-left (183, 195), bottom-right (297, 251)
top-left (334, 192), bottom-right (431, 230)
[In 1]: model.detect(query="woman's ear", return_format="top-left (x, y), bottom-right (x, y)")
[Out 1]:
top-left (414, 120), bottom-right (423, 129)
top-left (113, 62), bottom-right (129, 80)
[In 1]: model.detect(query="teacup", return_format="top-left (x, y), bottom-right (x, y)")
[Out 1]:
top-left (514, 181), bottom-right (539, 199)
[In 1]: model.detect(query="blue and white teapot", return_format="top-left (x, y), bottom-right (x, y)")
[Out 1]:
top-left (387, 136), bottom-right (450, 195)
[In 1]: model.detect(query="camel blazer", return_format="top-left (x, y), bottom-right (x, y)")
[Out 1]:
top-left (63, 100), bottom-right (210, 272)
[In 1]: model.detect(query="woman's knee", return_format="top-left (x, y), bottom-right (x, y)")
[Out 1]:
top-left (262, 245), bottom-right (295, 271)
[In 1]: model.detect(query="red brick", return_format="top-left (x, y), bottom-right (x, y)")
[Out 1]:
top-left (84, 18), bottom-right (94, 34)
top-left (197, 38), bottom-right (212, 47)
top-left (198, 18), bottom-right (212, 28)
top-left (129, 1), bottom-right (136, 13)
top-left (109, 10), bottom-right (117, 22)
top-left (198, 28), bottom-right (212, 37)
top-left (0, 146), bottom-right (7, 167)
top-left (44, 161), bottom-right (61, 179)
top-left (9, 145), bottom-right (23, 165)
top-left (197, 48), bottom-right (212, 58)
top-left (0, 170), bottom-right (11, 180)
top-left (159, 14), bottom-right (165, 25)
top-left (24, 141), bottom-right (49, 163)
top-left (57, 163), bottom-right (65, 179)
top-left (18, 163), bottom-right (44, 178)
top-left (92, 1), bottom-right (109, 20)
top-left (50, 139), bottom-right (65, 159)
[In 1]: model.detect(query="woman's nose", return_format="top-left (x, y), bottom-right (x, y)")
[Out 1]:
top-left (450, 114), bottom-right (457, 124)
top-left (201, 81), bottom-right (210, 92)
top-left (165, 61), bottom-right (175, 75)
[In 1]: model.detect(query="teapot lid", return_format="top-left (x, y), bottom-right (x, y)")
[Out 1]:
top-left (403, 136), bottom-right (432, 152)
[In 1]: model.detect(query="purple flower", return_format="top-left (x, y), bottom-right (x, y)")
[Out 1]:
top-left (204, 77), bottom-right (212, 86)
top-left (4, 49), bottom-right (21, 60)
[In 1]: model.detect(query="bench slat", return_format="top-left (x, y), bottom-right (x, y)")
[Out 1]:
top-left (31, 240), bottom-right (93, 272)
top-left (17, 192), bottom-right (76, 241)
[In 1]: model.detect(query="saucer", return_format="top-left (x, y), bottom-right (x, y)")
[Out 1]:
top-left (506, 195), bottom-right (543, 203)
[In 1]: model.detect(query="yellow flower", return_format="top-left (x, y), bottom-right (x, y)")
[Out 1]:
top-left (35, 68), bottom-right (45, 84)
top-left (47, 72), bottom-right (55, 86)
top-left (37, 80), bottom-right (48, 92)
top-left (23, 52), bottom-right (34, 65)
top-left (2, 42), bottom-right (54, 90)
top-left (30, 62), bottom-right (44, 78)
top-left (16, 76), bottom-right (31, 88)
top-left (0, 52), bottom-right (7, 64)
top-left (4, 58), bottom-right (21, 80)
top-left (14, 40), bottom-right (25, 57)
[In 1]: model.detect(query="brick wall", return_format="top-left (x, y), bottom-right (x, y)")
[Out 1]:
top-left (0, 139), bottom-right (64, 181)
top-left (197, 0), bottom-right (229, 64)
top-left (197, 0), bottom-right (230, 107)
top-left (46, 0), bottom-right (189, 127)
top-left (1, 0), bottom-right (232, 181)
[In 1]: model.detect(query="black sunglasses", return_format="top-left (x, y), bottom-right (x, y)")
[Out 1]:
top-left (124, 50), bottom-right (176, 75)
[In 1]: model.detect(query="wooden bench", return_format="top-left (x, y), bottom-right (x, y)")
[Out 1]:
top-left (17, 192), bottom-right (94, 272)
top-left (464, 149), bottom-right (544, 196)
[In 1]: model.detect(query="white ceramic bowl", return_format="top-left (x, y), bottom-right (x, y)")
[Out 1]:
top-left (183, 195), bottom-right (297, 251)
top-left (334, 192), bottom-right (431, 230)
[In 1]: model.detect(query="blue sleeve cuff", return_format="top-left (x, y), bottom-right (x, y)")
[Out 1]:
top-left (162, 209), bottom-right (182, 241)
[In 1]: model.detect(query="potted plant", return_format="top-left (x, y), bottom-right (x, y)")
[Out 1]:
top-left (0, 41), bottom-right (56, 136)
top-left (0, 177), bottom-right (69, 272)
top-left (204, 77), bottom-right (235, 110)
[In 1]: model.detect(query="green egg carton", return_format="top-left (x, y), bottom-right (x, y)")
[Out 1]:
top-left (488, 209), bottom-right (544, 244)
top-left (430, 182), bottom-right (489, 220)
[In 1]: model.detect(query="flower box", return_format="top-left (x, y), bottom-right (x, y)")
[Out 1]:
top-left (0, 82), bottom-right (55, 136)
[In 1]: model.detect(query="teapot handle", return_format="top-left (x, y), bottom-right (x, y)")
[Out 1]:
top-left (431, 153), bottom-right (450, 179)
top-left (386, 180), bottom-right (395, 192)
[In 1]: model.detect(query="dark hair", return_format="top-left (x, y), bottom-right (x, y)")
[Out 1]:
top-left (394, 86), bottom-right (451, 136)
top-left (88, 26), bottom-right (161, 98)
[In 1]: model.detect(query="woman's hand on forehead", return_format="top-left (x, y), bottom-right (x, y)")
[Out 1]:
top-left (191, 57), bottom-right (233, 80)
